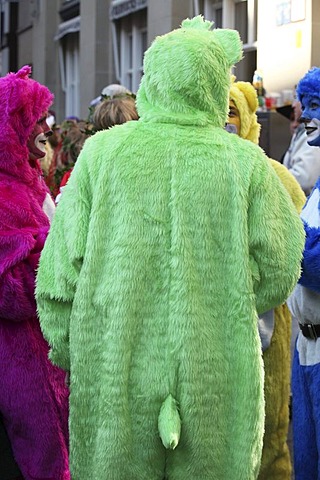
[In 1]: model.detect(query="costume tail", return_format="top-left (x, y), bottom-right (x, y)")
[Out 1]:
top-left (158, 394), bottom-right (181, 450)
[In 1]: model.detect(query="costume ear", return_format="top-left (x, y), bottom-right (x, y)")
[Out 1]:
top-left (237, 82), bottom-right (258, 113)
top-left (16, 65), bottom-right (32, 79)
top-left (214, 29), bottom-right (243, 67)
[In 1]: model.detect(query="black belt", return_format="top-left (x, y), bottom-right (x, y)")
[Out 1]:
top-left (299, 323), bottom-right (320, 340)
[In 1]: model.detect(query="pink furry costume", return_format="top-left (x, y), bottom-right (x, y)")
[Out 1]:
top-left (0, 66), bottom-right (69, 480)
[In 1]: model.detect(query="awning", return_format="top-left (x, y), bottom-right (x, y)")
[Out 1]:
top-left (54, 15), bottom-right (80, 41)
top-left (110, 0), bottom-right (147, 20)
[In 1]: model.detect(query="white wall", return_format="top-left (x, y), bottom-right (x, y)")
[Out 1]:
top-left (257, 0), bottom-right (311, 94)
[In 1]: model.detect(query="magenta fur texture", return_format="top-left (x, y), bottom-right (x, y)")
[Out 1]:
top-left (0, 66), bottom-right (70, 480)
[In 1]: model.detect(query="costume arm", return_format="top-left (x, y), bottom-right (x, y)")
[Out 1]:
top-left (269, 159), bottom-right (306, 213)
top-left (298, 225), bottom-right (320, 293)
top-left (296, 178), bottom-right (320, 293)
top-left (0, 210), bottom-right (49, 320)
top-left (36, 153), bottom-right (91, 371)
top-left (248, 155), bottom-right (305, 314)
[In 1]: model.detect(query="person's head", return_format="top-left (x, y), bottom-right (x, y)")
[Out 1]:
top-left (228, 99), bottom-right (241, 135)
top-left (61, 119), bottom-right (92, 164)
top-left (287, 99), bottom-right (301, 135)
top-left (293, 98), bottom-right (302, 118)
top-left (27, 112), bottom-right (53, 162)
top-left (90, 84), bottom-right (131, 108)
top-left (296, 67), bottom-right (320, 146)
top-left (92, 95), bottom-right (138, 131)
top-left (228, 78), bottom-right (260, 143)
top-left (136, 16), bottom-right (242, 127)
top-left (0, 65), bottom-right (54, 167)
top-left (101, 84), bottom-right (131, 98)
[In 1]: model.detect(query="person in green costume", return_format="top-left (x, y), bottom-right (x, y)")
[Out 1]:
top-left (36, 16), bottom-right (305, 480)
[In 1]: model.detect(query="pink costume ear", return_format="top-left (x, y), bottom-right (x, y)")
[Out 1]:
top-left (16, 65), bottom-right (32, 79)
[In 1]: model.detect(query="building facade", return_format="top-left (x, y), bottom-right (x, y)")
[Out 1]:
top-left (0, 0), bottom-right (319, 122)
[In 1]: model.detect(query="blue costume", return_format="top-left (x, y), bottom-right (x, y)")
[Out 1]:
top-left (288, 67), bottom-right (320, 480)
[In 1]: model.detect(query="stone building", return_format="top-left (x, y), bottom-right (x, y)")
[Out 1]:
top-left (0, 0), bottom-right (319, 125)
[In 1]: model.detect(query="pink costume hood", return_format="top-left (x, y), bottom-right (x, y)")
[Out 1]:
top-left (0, 65), bottom-right (54, 186)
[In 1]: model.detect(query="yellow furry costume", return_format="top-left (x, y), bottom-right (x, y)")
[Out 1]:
top-left (229, 79), bottom-right (306, 480)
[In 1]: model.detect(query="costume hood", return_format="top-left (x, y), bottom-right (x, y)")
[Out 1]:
top-left (0, 65), bottom-right (54, 185)
top-left (229, 77), bottom-right (261, 143)
top-left (297, 67), bottom-right (320, 102)
top-left (136, 16), bottom-right (242, 127)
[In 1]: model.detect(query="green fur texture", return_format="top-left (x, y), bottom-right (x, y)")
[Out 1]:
top-left (136, 16), bottom-right (242, 127)
top-left (36, 16), bottom-right (305, 480)
top-left (158, 394), bottom-right (181, 450)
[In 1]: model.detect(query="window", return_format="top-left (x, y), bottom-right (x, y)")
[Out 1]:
top-left (193, 0), bottom-right (258, 82)
top-left (194, 0), bottom-right (222, 27)
top-left (55, 14), bottom-right (80, 118)
top-left (193, 0), bottom-right (257, 45)
top-left (235, 1), bottom-right (248, 43)
top-left (59, 32), bottom-right (80, 118)
top-left (112, 9), bottom-right (147, 93)
top-left (215, 7), bottom-right (223, 28)
top-left (193, 0), bottom-right (205, 16)
top-left (0, 1), bottom-right (9, 74)
top-left (234, 0), bottom-right (257, 81)
top-left (235, 0), bottom-right (257, 46)
top-left (65, 34), bottom-right (79, 118)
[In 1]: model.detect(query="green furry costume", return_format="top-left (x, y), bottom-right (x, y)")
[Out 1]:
top-left (36, 17), bottom-right (305, 480)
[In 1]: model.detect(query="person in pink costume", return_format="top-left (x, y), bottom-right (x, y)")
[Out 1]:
top-left (0, 66), bottom-right (69, 480)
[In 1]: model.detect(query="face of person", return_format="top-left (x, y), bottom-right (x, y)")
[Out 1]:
top-left (227, 100), bottom-right (240, 135)
top-left (27, 112), bottom-right (53, 161)
top-left (300, 94), bottom-right (320, 146)
top-left (290, 99), bottom-right (302, 135)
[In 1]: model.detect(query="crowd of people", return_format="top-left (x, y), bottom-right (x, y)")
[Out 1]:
top-left (1, 14), bottom-right (320, 480)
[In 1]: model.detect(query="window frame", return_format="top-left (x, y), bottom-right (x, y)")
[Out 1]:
top-left (193, 0), bottom-right (257, 49)
top-left (59, 32), bottom-right (80, 118)
top-left (111, 9), bottom-right (147, 93)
